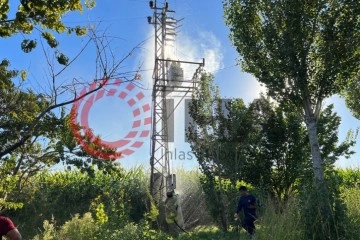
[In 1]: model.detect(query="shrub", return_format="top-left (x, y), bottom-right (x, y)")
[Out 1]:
top-left (33, 213), bottom-right (99, 240)
top-left (104, 220), bottom-right (171, 240)
top-left (33, 213), bottom-right (171, 240)
top-left (10, 166), bottom-right (149, 238)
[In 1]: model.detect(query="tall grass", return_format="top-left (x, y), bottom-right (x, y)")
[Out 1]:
top-left (254, 197), bottom-right (304, 240)
top-left (8, 167), bottom-right (360, 240)
top-left (342, 187), bottom-right (360, 239)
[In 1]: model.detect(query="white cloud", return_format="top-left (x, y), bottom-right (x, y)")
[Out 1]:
top-left (218, 69), bottom-right (266, 104)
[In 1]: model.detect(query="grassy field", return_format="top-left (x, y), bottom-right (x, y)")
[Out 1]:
top-left (6, 168), bottom-right (360, 240)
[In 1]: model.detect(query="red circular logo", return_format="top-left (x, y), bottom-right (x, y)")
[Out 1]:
top-left (70, 79), bottom-right (151, 160)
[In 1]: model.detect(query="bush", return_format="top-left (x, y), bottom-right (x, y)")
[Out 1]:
top-left (10, 166), bottom-right (149, 238)
top-left (33, 213), bottom-right (99, 240)
top-left (105, 220), bottom-right (171, 240)
top-left (33, 213), bottom-right (171, 240)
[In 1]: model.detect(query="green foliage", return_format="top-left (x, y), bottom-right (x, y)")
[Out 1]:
top-left (33, 211), bottom-right (170, 240)
top-left (255, 197), bottom-right (304, 240)
top-left (224, 0), bottom-right (360, 104)
top-left (34, 218), bottom-right (57, 240)
top-left (178, 226), bottom-right (243, 240)
top-left (90, 198), bottom-right (109, 224)
top-left (41, 32), bottom-right (59, 48)
top-left (21, 39), bottom-right (37, 52)
top-left (34, 213), bottom-right (99, 240)
top-left (55, 213), bottom-right (99, 240)
top-left (0, 0), bottom-right (91, 37)
top-left (85, 0), bottom-right (96, 9)
top-left (187, 72), bottom-right (355, 234)
top-left (336, 168), bottom-right (360, 189)
top-left (246, 97), bottom-right (309, 198)
top-left (343, 81), bottom-right (360, 120)
top-left (145, 201), bottom-right (159, 222)
top-left (9, 166), bottom-right (149, 238)
top-left (1, 0), bottom-right (93, 64)
top-left (198, 175), bottom-right (233, 231)
top-left (179, 186), bottom-right (360, 240)
top-left (187, 73), bottom-right (238, 230)
top-left (0, 0), bottom-right (100, 211)
top-left (0, 156), bottom-right (23, 210)
top-left (187, 72), bottom-right (256, 182)
top-left (0, 0), bottom-right (96, 159)
top-left (188, 73), bottom-right (354, 197)
top-left (55, 51), bottom-right (69, 65)
top-left (2, 166), bottom-right (360, 240)
top-left (57, 111), bottom-right (121, 165)
top-left (104, 220), bottom-right (171, 240)
top-left (223, 1), bottom-right (360, 236)
top-left (342, 187), bottom-right (360, 239)
top-left (299, 176), bottom-right (348, 240)
top-left (317, 105), bottom-right (357, 166)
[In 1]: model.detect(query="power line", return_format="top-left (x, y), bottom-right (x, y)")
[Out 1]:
top-left (63, 16), bottom-right (148, 24)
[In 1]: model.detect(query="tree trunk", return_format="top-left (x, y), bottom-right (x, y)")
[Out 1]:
top-left (304, 112), bottom-right (333, 238)
top-left (305, 118), bottom-right (326, 186)
top-left (302, 98), bottom-right (328, 191)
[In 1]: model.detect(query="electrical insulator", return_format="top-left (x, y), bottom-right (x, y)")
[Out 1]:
top-left (165, 2), bottom-right (168, 9)
top-left (149, 1), bottom-right (154, 8)
top-left (147, 16), bottom-right (152, 24)
top-left (135, 73), bottom-right (141, 80)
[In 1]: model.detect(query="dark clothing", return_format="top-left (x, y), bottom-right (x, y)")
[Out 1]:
top-left (241, 217), bottom-right (255, 235)
top-left (236, 194), bottom-right (257, 219)
top-left (236, 194), bottom-right (257, 235)
top-left (0, 216), bottom-right (16, 238)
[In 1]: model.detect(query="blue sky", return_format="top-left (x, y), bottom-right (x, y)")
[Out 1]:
top-left (2, 0), bottom-right (359, 170)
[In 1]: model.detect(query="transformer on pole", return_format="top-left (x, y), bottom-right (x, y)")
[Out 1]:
top-left (147, 0), bottom-right (204, 210)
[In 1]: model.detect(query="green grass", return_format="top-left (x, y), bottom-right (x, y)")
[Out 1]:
top-left (21, 168), bottom-right (360, 240)
top-left (178, 226), bottom-right (248, 240)
top-left (342, 187), bottom-right (360, 239)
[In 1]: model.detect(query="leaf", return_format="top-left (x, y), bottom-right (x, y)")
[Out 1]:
top-left (55, 51), bottom-right (69, 65)
top-left (42, 32), bottom-right (59, 48)
top-left (21, 39), bottom-right (37, 53)
top-left (85, 0), bottom-right (96, 9)
top-left (20, 70), bottom-right (27, 81)
top-left (75, 26), bottom-right (87, 36)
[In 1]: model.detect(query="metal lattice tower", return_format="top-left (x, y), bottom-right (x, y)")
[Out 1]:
top-left (148, 0), bottom-right (204, 205)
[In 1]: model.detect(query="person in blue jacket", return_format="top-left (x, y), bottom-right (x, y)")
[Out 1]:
top-left (234, 186), bottom-right (257, 237)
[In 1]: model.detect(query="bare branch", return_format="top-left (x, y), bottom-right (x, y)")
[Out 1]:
top-left (55, 38), bottom-right (92, 77)
top-left (1, 25), bottom-right (146, 159)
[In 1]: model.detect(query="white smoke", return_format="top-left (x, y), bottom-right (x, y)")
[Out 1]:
top-left (174, 30), bottom-right (223, 74)
top-left (140, 29), bottom-right (223, 90)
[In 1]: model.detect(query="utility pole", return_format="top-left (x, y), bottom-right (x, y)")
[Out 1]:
top-left (147, 0), bottom-right (204, 224)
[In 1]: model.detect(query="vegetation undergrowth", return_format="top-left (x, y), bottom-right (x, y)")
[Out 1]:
top-left (3, 167), bottom-right (359, 240)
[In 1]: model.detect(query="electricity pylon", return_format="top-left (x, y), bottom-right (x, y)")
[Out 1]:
top-left (147, 0), bottom-right (204, 210)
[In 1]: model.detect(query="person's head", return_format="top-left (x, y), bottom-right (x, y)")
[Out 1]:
top-left (239, 186), bottom-right (248, 196)
top-left (166, 191), bottom-right (174, 198)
